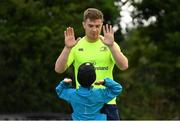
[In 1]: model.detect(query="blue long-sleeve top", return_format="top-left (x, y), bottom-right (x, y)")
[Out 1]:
top-left (55, 78), bottom-right (122, 120)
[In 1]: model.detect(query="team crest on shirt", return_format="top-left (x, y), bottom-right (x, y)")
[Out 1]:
top-left (100, 46), bottom-right (108, 51)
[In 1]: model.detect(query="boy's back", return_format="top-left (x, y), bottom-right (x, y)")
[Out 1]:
top-left (56, 78), bottom-right (122, 120)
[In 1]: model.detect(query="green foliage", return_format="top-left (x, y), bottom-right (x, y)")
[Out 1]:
top-left (117, 0), bottom-right (180, 119)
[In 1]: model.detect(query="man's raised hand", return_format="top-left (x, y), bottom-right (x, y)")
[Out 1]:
top-left (64, 27), bottom-right (80, 48)
top-left (100, 24), bottom-right (114, 47)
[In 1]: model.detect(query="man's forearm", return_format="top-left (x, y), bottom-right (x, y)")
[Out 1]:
top-left (55, 47), bottom-right (71, 73)
top-left (109, 43), bottom-right (128, 70)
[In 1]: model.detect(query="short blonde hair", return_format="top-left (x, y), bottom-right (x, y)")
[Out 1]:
top-left (83, 8), bottom-right (104, 21)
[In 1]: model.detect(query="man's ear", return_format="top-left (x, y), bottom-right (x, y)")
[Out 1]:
top-left (82, 22), bottom-right (85, 29)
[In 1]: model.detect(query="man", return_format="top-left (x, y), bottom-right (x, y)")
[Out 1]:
top-left (55, 8), bottom-right (128, 120)
top-left (56, 62), bottom-right (122, 120)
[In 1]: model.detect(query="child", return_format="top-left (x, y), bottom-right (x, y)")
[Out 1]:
top-left (55, 62), bottom-right (122, 120)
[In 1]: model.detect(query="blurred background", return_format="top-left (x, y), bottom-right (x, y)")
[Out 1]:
top-left (0, 0), bottom-right (179, 120)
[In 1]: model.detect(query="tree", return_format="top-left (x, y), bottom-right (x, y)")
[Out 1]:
top-left (118, 0), bottom-right (180, 119)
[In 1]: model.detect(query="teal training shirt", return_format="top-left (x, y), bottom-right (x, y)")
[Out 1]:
top-left (67, 36), bottom-right (121, 104)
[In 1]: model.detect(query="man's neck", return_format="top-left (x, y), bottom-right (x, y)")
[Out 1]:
top-left (85, 36), bottom-right (99, 43)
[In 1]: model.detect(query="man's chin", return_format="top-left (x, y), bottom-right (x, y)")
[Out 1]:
top-left (91, 36), bottom-right (99, 40)
top-left (87, 35), bottom-right (99, 40)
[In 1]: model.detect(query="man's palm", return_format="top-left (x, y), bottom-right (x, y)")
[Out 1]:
top-left (64, 27), bottom-right (77, 48)
top-left (100, 24), bottom-right (114, 47)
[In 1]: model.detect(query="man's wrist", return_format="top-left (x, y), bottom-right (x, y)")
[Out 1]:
top-left (107, 42), bottom-right (115, 49)
top-left (64, 46), bottom-right (72, 50)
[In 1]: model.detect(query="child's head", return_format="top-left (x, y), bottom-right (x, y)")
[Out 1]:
top-left (77, 62), bottom-right (96, 88)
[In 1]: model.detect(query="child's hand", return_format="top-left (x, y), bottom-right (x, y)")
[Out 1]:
top-left (63, 78), bottom-right (72, 83)
top-left (94, 80), bottom-right (104, 85)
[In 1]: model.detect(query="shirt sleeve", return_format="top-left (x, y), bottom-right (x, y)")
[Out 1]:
top-left (98, 78), bottom-right (123, 103)
top-left (55, 80), bottom-right (73, 102)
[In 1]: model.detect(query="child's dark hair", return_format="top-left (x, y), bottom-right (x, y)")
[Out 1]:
top-left (77, 62), bottom-right (96, 88)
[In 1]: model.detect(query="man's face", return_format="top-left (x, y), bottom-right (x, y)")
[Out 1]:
top-left (83, 19), bottom-right (103, 41)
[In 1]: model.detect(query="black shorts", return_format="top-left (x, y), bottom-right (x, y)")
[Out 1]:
top-left (101, 104), bottom-right (120, 120)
